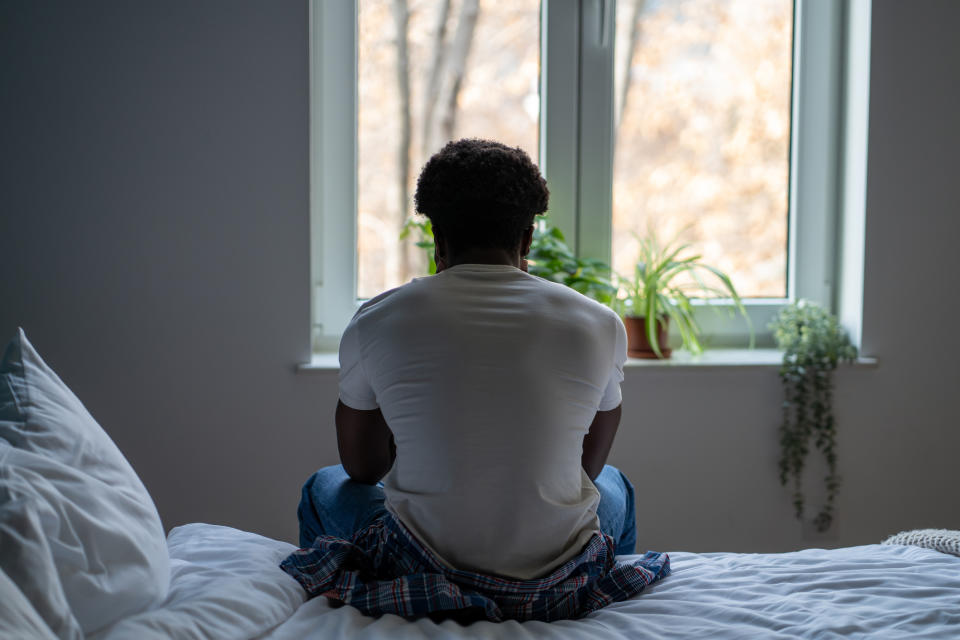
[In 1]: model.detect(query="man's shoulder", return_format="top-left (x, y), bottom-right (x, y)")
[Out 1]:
top-left (356, 277), bottom-right (430, 311)
top-left (356, 286), bottom-right (403, 315)
top-left (356, 272), bottom-right (620, 328)
top-left (352, 278), bottom-right (438, 329)
top-left (526, 274), bottom-right (621, 321)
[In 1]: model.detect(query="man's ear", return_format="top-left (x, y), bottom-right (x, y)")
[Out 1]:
top-left (521, 225), bottom-right (534, 256)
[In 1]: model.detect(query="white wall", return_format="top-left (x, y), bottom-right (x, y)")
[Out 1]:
top-left (2, 0), bottom-right (958, 550)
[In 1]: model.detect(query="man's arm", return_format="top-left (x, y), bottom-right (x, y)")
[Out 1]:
top-left (336, 400), bottom-right (396, 485)
top-left (582, 404), bottom-right (621, 481)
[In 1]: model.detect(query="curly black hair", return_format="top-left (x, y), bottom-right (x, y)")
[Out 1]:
top-left (414, 138), bottom-right (549, 252)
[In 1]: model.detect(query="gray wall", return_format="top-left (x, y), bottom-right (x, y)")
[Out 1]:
top-left (1, 0), bottom-right (958, 550)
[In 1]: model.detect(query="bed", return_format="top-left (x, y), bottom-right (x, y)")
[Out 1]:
top-left (3, 329), bottom-right (960, 639)
top-left (94, 523), bottom-right (960, 639)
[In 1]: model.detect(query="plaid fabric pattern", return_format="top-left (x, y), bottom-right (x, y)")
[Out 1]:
top-left (279, 512), bottom-right (669, 622)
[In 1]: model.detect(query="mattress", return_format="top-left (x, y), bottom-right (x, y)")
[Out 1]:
top-left (90, 523), bottom-right (960, 640)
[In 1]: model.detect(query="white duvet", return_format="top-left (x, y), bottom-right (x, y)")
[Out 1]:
top-left (91, 523), bottom-right (960, 640)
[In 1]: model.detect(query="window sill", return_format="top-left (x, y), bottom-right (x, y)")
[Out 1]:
top-left (298, 349), bottom-right (878, 372)
top-left (623, 349), bottom-right (877, 370)
top-left (299, 352), bottom-right (341, 371)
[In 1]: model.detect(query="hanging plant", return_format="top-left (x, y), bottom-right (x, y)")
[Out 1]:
top-left (770, 300), bottom-right (857, 532)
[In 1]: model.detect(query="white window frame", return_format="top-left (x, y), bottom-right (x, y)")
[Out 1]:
top-left (310, 0), bottom-right (859, 353)
top-left (310, 0), bottom-right (358, 353)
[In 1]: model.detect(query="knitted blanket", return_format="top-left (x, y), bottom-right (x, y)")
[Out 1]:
top-left (882, 529), bottom-right (960, 557)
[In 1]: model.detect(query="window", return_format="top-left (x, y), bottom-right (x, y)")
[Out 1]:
top-left (356, 0), bottom-right (541, 299)
top-left (310, 0), bottom-right (847, 353)
top-left (611, 1), bottom-right (792, 299)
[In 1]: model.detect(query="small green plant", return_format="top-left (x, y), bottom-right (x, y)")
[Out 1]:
top-left (526, 222), bottom-right (617, 306)
top-left (771, 300), bottom-right (857, 532)
top-left (618, 229), bottom-right (751, 357)
top-left (400, 217), bottom-right (438, 274)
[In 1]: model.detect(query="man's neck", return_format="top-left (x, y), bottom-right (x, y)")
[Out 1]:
top-left (446, 249), bottom-right (521, 269)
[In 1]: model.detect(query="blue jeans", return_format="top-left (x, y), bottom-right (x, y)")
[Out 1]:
top-left (297, 464), bottom-right (637, 556)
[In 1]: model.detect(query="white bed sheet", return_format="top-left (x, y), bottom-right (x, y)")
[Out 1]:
top-left (89, 524), bottom-right (305, 640)
top-left (127, 523), bottom-right (960, 640)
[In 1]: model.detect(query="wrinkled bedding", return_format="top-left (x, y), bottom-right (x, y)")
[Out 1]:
top-left (72, 523), bottom-right (960, 640)
top-left (87, 524), bottom-right (305, 640)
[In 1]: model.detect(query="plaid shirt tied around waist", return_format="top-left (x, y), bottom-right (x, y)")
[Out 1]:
top-left (279, 512), bottom-right (670, 623)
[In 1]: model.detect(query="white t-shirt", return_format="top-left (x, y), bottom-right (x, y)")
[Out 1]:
top-left (338, 263), bottom-right (628, 579)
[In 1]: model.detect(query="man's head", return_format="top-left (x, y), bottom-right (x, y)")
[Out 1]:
top-left (414, 139), bottom-right (549, 265)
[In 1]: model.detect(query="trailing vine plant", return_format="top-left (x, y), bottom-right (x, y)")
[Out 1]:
top-left (770, 300), bottom-right (857, 532)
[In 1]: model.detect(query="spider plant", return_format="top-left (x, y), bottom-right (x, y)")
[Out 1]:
top-left (619, 229), bottom-right (753, 357)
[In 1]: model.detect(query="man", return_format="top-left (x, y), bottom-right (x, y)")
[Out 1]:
top-left (281, 139), bottom-right (668, 622)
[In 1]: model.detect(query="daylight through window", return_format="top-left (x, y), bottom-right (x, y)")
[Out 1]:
top-left (357, 0), bottom-right (540, 299)
top-left (612, 0), bottom-right (792, 298)
top-left (316, 0), bottom-right (815, 349)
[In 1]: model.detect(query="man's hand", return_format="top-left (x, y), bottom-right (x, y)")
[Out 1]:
top-left (582, 404), bottom-right (621, 481)
top-left (336, 400), bottom-right (396, 484)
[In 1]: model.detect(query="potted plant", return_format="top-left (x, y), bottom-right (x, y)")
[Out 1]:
top-left (770, 300), bottom-right (857, 532)
top-left (616, 230), bottom-right (751, 359)
top-left (525, 223), bottom-right (618, 306)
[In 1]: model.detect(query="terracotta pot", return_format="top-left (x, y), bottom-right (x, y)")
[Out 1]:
top-left (624, 316), bottom-right (671, 359)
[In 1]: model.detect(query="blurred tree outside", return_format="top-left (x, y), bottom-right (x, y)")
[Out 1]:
top-left (613, 0), bottom-right (792, 298)
top-left (357, 0), bottom-right (792, 300)
top-left (358, 0), bottom-right (538, 298)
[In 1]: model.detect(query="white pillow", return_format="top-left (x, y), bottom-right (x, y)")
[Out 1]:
top-left (0, 565), bottom-right (58, 640)
top-left (0, 328), bottom-right (169, 635)
top-left (0, 491), bottom-right (81, 640)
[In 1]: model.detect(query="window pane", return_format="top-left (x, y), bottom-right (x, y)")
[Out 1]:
top-left (357, 0), bottom-right (541, 299)
top-left (612, 0), bottom-right (793, 298)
